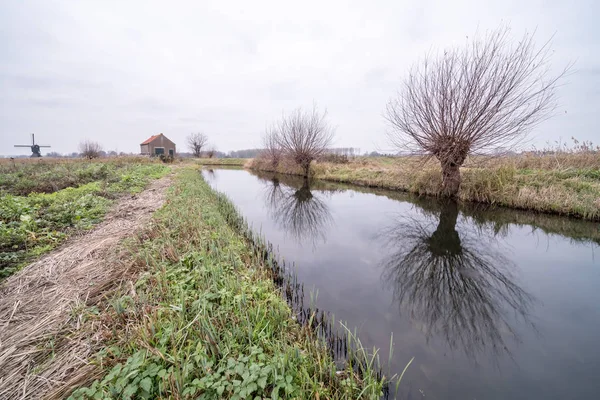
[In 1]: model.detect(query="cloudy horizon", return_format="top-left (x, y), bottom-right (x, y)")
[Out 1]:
top-left (1, 0), bottom-right (598, 156)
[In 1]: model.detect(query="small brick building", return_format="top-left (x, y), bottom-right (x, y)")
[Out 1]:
top-left (140, 133), bottom-right (176, 157)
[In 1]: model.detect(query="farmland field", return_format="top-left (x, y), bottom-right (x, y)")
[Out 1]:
top-left (0, 158), bottom-right (170, 277)
top-left (0, 164), bottom-right (388, 399)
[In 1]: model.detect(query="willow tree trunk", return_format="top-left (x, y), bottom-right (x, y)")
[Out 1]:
top-left (300, 160), bottom-right (311, 178)
top-left (441, 161), bottom-right (462, 198)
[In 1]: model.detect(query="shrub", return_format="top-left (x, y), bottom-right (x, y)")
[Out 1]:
top-left (79, 140), bottom-right (103, 159)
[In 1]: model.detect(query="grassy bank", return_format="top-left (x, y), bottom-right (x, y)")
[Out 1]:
top-left (248, 169), bottom-right (600, 245)
top-left (0, 160), bottom-right (170, 277)
top-left (68, 168), bottom-right (386, 399)
top-left (192, 158), bottom-right (248, 166)
top-left (249, 153), bottom-right (600, 221)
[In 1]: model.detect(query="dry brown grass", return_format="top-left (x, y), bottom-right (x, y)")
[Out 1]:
top-left (190, 157), bottom-right (247, 166)
top-left (0, 176), bottom-right (172, 399)
top-left (249, 152), bottom-right (600, 220)
top-left (465, 151), bottom-right (600, 170)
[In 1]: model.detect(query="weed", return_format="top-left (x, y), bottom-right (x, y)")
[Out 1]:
top-left (0, 162), bottom-right (170, 278)
top-left (68, 168), bottom-right (388, 399)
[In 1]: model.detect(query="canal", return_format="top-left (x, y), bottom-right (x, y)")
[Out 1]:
top-left (203, 167), bottom-right (600, 400)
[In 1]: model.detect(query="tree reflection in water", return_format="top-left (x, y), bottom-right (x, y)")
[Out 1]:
top-left (261, 175), bottom-right (333, 247)
top-left (381, 200), bottom-right (535, 360)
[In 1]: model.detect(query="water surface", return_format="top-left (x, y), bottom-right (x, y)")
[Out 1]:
top-left (203, 167), bottom-right (600, 400)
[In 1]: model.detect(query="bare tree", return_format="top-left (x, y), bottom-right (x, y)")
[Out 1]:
top-left (261, 127), bottom-right (282, 168)
top-left (385, 26), bottom-right (569, 197)
top-left (79, 140), bottom-right (103, 159)
top-left (206, 145), bottom-right (217, 158)
top-left (187, 132), bottom-right (208, 158)
top-left (275, 105), bottom-right (335, 178)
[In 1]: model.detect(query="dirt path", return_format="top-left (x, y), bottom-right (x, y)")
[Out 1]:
top-left (0, 176), bottom-right (172, 399)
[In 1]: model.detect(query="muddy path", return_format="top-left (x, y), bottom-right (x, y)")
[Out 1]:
top-left (0, 176), bottom-right (172, 399)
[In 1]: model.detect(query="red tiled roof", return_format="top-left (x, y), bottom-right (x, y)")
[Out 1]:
top-left (141, 133), bottom-right (162, 145)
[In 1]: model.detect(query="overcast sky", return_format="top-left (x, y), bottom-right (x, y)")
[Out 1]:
top-left (1, 0), bottom-right (598, 156)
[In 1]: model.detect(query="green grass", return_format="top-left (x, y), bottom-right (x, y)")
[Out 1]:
top-left (0, 157), bottom-right (161, 196)
top-left (68, 168), bottom-right (387, 400)
top-left (0, 162), bottom-right (170, 278)
top-left (250, 156), bottom-right (600, 221)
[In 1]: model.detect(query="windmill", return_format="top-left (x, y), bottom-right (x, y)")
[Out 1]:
top-left (14, 133), bottom-right (51, 157)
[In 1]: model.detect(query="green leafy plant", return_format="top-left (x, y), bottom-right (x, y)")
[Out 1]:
top-left (0, 162), bottom-right (170, 278)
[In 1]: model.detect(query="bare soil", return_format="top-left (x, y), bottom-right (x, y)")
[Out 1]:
top-left (0, 176), bottom-right (172, 399)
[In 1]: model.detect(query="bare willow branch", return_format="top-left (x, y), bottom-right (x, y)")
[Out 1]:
top-left (261, 127), bottom-right (282, 168)
top-left (78, 140), bottom-right (103, 159)
top-left (274, 104), bottom-right (335, 177)
top-left (206, 145), bottom-right (217, 158)
top-left (187, 132), bottom-right (208, 158)
top-left (385, 26), bottom-right (570, 196)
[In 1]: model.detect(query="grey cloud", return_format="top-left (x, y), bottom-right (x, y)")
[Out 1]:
top-left (0, 0), bottom-right (598, 156)
top-left (363, 67), bottom-right (395, 89)
top-left (124, 97), bottom-right (178, 113)
top-left (268, 80), bottom-right (302, 102)
top-left (0, 74), bottom-right (104, 91)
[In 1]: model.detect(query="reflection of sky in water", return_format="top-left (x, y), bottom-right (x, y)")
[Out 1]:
top-left (203, 168), bottom-right (600, 400)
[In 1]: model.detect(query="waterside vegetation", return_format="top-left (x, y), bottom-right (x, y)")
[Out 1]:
top-left (68, 168), bottom-right (389, 399)
top-left (249, 149), bottom-right (600, 221)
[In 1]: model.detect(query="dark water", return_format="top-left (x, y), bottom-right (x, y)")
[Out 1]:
top-left (202, 167), bottom-right (600, 400)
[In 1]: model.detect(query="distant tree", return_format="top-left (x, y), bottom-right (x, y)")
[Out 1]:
top-left (328, 147), bottom-right (360, 157)
top-left (261, 128), bottom-right (282, 168)
top-left (228, 149), bottom-right (262, 158)
top-left (187, 132), bottom-right (208, 158)
top-left (206, 146), bottom-right (217, 158)
top-left (46, 151), bottom-right (62, 158)
top-left (385, 26), bottom-right (569, 197)
top-left (79, 140), bottom-right (103, 159)
top-left (274, 105), bottom-right (335, 178)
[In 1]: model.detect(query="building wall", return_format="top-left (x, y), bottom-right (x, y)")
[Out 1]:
top-left (140, 144), bottom-right (150, 154)
top-left (147, 135), bottom-right (176, 156)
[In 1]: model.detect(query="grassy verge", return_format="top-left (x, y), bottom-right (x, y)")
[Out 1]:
top-left (249, 154), bottom-right (600, 221)
top-left (69, 168), bottom-right (386, 400)
top-left (0, 162), bottom-right (170, 278)
top-left (192, 158), bottom-right (248, 166)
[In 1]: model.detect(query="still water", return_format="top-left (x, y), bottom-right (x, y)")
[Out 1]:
top-left (202, 167), bottom-right (600, 400)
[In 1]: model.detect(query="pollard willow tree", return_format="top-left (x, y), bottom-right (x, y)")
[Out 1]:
top-left (385, 26), bottom-right (569, 197)
top-left (275, 105), bottom-right (335, 178)
top-left (187, 132), bottom-right (208, 158)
